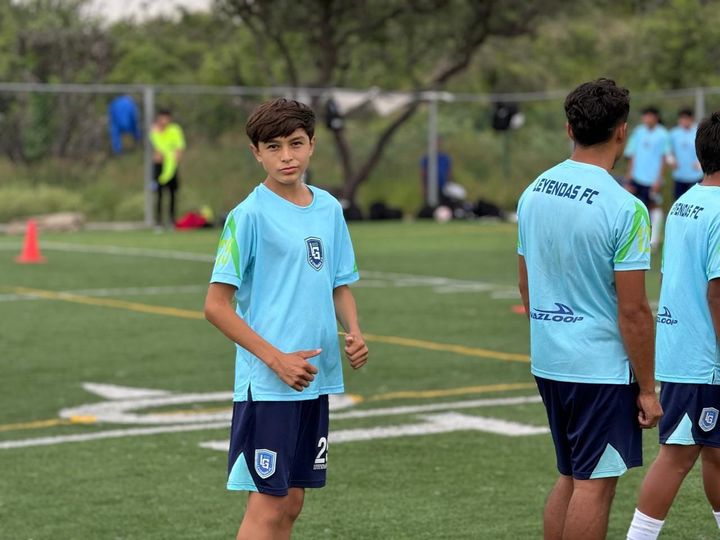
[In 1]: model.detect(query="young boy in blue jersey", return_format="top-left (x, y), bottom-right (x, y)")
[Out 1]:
top-left (627, 113), bottom-right (720, 539)
top-left (667, 108), bottom-right (703, 201)
top-left (204, 98), bottom-right (369, 540)
top-left (517, 79), bottom-right (663, 540)
top-left (625, 106), bottom-right (671, 249)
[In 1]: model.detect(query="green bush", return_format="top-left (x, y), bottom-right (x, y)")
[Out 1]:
top-left (0, 185), bottom-right (84, 222)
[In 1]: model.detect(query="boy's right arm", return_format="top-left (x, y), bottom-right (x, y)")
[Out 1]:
top-left (204, 282), bottom-right (319, 392)
top-left (615, 270), bottom-right (663, 428)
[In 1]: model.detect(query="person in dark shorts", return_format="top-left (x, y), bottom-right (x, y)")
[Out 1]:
top-left (627, 112), bottom-right (720, 539)
top-left (150, 108), bottom-right (185, 228)
top-left (517, 79), bottom-right (662, 540)
top-left (204, 99), bottom-right (369, 540)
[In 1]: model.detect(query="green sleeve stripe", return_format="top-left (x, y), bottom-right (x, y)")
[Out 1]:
top-left (225, 213), bottom-right (242, 278)
top-left (615, 202), bottom-right (650, 263)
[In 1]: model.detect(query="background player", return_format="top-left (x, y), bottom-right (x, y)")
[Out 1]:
top-left (150, 108), bottom-right (185, 229)
top-left (667, 108), bottom-right (703, 201)
top-left (624, 106), bottom-right (670, 249)
top-left (627, 112), bottom-right (720, 540)
top-left (517, 79), bottom-right (662, 540)
top-left (204, 98), bottom-right (369, 540)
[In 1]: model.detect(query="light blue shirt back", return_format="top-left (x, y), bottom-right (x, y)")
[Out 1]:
top-left (625, 124), bottom-right (670, 186)
top-left (656, 185), bottom-right (720, 384)
top-left (210, 184), bottom-right (359, 401)
top-left (518, 160), bottom-right (651, 384)
top-left (669, 125), bottom-right (702, 182)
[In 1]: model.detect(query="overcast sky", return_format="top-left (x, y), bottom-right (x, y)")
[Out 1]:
top-left (84, 0), bottom-right (212, 22)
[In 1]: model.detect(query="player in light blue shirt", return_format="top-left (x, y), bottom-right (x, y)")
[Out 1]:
top-left (204, 98), bottom-right (368, 540)
top-left (628, 112), bottom-right (720, 540)
top-left (625, 106), bottom-right (670, 249)
top-left (668, 108), bottom-right (703, 200)
top-left (518, 79), bottom-right (662, 540)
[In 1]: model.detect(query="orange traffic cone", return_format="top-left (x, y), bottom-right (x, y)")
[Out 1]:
top-left (15, 219), bottom-right (46, 264)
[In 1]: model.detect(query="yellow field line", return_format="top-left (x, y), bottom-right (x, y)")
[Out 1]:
top-left (8, 286), bottom-right (204, 320)
top-left (367, 382), bottom-right (536, 401)
top-left (362, 333), bottom-right (529, 363)
top-left (5, 286), bottom-right (529, 363)
top-left (0, 415), bottom-right (96, 432)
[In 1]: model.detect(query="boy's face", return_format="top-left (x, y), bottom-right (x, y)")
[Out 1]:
top-left (251, 128), bottom-right (315, 186)
top-left (678, 114), bottom-right (694, 129)
top-left (156, 114), bottom-right (171, 129)
top-left (642, 112), bottom-right (659, 128)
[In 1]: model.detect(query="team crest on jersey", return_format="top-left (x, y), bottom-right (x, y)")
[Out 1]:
top-left (699, 407), bottom-right (719, 432)
top-left (254, 449), bottom-right (277, 479)
top-left (305, 237), bottom-right (324, 271)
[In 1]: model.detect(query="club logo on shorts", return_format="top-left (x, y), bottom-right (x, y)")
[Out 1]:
top-left (656, 306), bottom-right (679, 326)
top-left (305, 237), bottom-right (324, 271)
top-left (699, 407), bottom-right (719, 432)
top-left (254, 449), bottom-right (277, 479)
top-left (530, 303), bottom-right (583, 323)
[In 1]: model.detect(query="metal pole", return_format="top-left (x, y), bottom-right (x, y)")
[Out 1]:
top-left (427, 95), bottom-right (439, 207)
top-left (695, 87), bottom-right (706, 120)
top-left (143, 86), bottom-right (155, 227)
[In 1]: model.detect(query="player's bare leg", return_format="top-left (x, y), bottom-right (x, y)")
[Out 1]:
top-left (237, 491), bottom-right (292, 540)
top-left (636, 445), bottom-right (701, 519)
top-left (562, 477), bottom-right (618, 540)
top-left (282, 488), bottom-right (305, 536)
top-left (543, 474), bottom-right (573, 540)
top-left (701, 447), bottom-right (720, 511)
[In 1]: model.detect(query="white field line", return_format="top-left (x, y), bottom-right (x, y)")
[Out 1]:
top-left (2, 240), bottom-right (520, 297)
top-left (0, 395), bottom-right (543, 450)
top-left (200, 412), bottom-right (549, 452)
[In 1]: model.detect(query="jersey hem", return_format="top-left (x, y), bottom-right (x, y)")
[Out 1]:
top-left (233, 385), bottom-right (345, 402)
top-left (531, 367), bottom-right (631, 385)
top-left (657, 374), bottom-right (718, 384)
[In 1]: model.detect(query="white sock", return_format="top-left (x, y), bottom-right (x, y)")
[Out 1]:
top-left (627, 508), bottom-right (665, 540)
top-left (713, 510), bottom-right (720, 529)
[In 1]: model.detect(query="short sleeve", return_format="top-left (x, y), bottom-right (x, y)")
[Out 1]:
top-left (707, 220), bottom-right (720, 280)
top-left (333, 208), bottom-right (359, 288)
top-left (210, 209), bottom-right (255, 288)
top-left (613, 199), bottom-right (651, 271)
top-left (516, 190), bottom-right (526, 256)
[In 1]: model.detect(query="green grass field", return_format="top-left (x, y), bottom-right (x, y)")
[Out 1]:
top-left (0, 222), bottom-right (716, 539)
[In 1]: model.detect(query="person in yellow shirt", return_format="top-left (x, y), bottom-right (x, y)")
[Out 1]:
top-left (150, 108), bottom-right (186, 228)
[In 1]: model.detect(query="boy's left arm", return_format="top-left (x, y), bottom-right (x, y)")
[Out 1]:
top-left (333, 285), bottom-right (368, 369)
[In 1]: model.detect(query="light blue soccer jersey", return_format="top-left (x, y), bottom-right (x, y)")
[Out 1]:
top-left (656, 185), bottom-right (720, 384)
top-left (210, 184), bottom-right (359, 401)
top-left (625, 124), bottom-right (670, 186)
top-left (517, 159), bottom-right (651, 384)
top-left (669, 125), bottom-right (702, 183)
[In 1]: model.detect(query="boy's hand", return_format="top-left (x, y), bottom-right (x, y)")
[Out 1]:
top-left (637, 391), bottom-right (663, 429)
top-left (344, 334), bottom-right (368, 370)
top-left (271, 349), bottom-right (320, 392)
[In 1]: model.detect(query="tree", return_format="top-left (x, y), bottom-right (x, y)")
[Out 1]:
top-left (215, 0), bottom-right (566, 205)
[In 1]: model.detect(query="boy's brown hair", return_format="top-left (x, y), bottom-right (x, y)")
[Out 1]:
top-left (245, 98), bottom-right (315, 147)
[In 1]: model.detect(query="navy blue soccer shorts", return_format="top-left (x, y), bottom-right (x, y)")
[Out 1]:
top-left (659, 382), bottom-right (720, 447)
top-left (535, 377), bottom-right (643, 480)
top-left (227, 392), bottom-right (329, 496)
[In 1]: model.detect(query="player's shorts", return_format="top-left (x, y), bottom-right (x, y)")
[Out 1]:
top-left (673, 180), bottom-right (699, 201)
top-left (629, 180), bottom-right (652, 208)
top-left (659, 382), bottom-right (720, 447)
top-left (535, 377), bottom-right (642, 480)
top-left (227, 391), bottom-right (329, 496)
